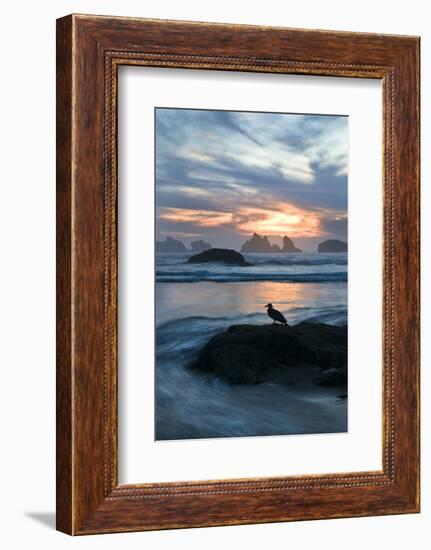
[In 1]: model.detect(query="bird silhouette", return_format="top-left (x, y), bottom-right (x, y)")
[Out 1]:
top-left (265, 303), bottom-right (288, 325)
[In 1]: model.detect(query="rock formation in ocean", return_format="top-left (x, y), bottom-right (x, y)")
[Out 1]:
top-left (241, 233), bottom-right (271, 253)
top-left (318, 239), bottom-right (348, 253)
top-left (189, 323), bottom-right (347, 387)
top-left (187, 248), bottom-right (253, 266)
top-left (240, 233), bottom-right (301, 253)
top-left (190, 240), bottom-right (212, 253)
top-left (156, 236), bottom-right (188, 253)
top-left (281, 235), bottom-right (302, 253)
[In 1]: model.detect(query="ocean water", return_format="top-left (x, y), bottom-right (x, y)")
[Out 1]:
top-left (155, 252), bottom-right (348, 440)
top-left (156, 252), bottom-right (347, 283)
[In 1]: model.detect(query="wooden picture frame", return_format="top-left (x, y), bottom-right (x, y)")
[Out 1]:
top-left (56, 14), bottom-right (420, 535)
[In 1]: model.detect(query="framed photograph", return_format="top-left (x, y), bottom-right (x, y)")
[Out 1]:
top-left (56, 14), bottom-right (420, 535)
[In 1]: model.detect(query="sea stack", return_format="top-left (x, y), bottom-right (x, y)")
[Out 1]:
top-left (240, 233), bottom-right (301, 253)
top-left (318, 239), bottom-right (348, 253)
top-left (241, 233), bottom-right (273, 253)
top-left (190, 240), bottom-right (212, 253)
top-left (281, 235), bottom-right (302, 253)
top-left (156, 236), bottom-right (188, 253)
top-left (187, 248), bottom-right (253, 266)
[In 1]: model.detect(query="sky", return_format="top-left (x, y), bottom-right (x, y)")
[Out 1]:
top-left (155, 108), bottom-right (348, 252)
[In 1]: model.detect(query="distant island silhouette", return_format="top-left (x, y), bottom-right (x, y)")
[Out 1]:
top-left (190, 240), bottom-right (212, 253)
top-left (241, 233), bottom-right (302, 253)
top-left (318, 239), bottom-right (347, 253)
top-left (156, 236), bottom-right (212, 253)
top-left (156, 234), bottom-right (348, 253)
top-left (156, 236), bottom-right (188, 253)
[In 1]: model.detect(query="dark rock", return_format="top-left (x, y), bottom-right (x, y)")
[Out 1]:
top-left (189, 323), bottom-right (347, 387)
top-left (187, 248), bottom-right (253, 266)
top-left (313, 369), bottom-right (347, 387)
top-left (240, 233), bottom-right (301, 253)
top-left (190, 240), bottom-right (212, 253)
top-left (318, 239), bottom-right (347, 253)
top-left (282, 235), bottom-right (302, 253)
top-left (241, 233), bottom-right (274, 253)
top-left (156, 236), bottom-right (188, 253)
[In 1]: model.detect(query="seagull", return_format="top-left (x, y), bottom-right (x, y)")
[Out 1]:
top-left (265, 303), bottom-right (288, 325)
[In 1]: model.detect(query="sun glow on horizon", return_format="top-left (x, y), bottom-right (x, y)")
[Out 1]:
top-left (234, 204), bottom-right (322, 238)
top-left (157, 201), bottom-right (342, 239)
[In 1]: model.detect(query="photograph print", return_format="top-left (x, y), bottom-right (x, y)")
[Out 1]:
top-left (155, 107), bottom-right (348, 441)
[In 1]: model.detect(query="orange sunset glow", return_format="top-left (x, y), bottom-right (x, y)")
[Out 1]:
top-left (159, 201), bottom-right (337, 239)
top-left (233, 204), bottom-right (322, 237)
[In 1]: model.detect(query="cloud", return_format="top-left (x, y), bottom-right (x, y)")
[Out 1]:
top-left (155, 108), bottom-right (348, 247)
top-left (159, 207), bottom-right (233, 228)
top-left (158, 201), bottom-right (344, 240)
top-left (216, 111), bottom-right (264, 146)
top-left (320, 215), bottom-right (348, 237)
top-left (233, 203), bottom-right (322, 237)
top-left (175, 149), bottom-right (215, 163)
